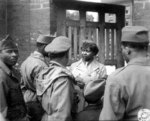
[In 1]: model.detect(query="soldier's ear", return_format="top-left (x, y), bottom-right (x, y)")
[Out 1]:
top-left (125, 46), bottom-right (131, 55)
top-left (128, 50), bottom-right (131, 55)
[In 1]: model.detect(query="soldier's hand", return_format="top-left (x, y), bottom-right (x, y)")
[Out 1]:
top-left (76, 81), bottom-right (85, 89)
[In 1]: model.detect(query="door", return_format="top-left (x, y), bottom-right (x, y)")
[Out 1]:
top-left (54, 0), bottom-right (125, 68)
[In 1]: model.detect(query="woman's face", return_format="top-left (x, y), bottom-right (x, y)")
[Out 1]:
top-left (81, 47), bottom-right (94, 61)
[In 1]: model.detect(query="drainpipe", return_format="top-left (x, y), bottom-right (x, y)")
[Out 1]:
top-left (131, 0), bottom-right (134, 25)
top-left (6, 0), bottom-right (7, 35)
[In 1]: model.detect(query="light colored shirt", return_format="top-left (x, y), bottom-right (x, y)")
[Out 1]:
top-left (70, 58), bottom-right (107, 112)
top-left (70, 58), bottom-right (107, 84)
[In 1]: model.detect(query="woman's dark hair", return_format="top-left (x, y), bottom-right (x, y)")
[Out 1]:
top-left (81, 42), bottom-right (99, 55)
top-left (121, 41), bottom-right (149, 51)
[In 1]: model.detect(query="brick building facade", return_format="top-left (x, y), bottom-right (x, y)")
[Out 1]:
top-left (133, 0), bottom-right (150, 31)
top-left (0, 0), bottom-right (7, 37)
top-left (6, 0), bottom-right (55, 64)
top-left (0, 0), bottom-right (150, 65)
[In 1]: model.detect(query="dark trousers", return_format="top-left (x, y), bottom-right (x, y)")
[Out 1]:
top-left (26, 101), bottom-right (44, 121)
top-left (74, 104), bottom-right (102, 121)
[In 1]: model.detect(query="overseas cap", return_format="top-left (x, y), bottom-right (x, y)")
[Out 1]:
top-left (45, 36), bottom-right (71, 53)
top-left (0, 35), bottom-right (18, 50)
top-left (84, 79), bottom-right (105, 103)
top-left (36, 35), bottom-right (55, 44)
top-left (121, 26), bottom-right (149, 43)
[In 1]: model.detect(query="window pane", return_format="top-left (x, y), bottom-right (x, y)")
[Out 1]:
top-left (66, 10), bottom-right (80, 21)
top-left (105, 13), bottom-right (116, 23)
top-left (86, 11), bottom-right (99, 22)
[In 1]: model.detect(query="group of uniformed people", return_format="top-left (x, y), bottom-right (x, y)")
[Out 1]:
top-left (0, 25), bottom-right (150, 121)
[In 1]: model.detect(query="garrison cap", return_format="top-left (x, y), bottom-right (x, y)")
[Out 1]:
top-left (0, 35), bottom-right (18, 50)
top-left (36, 35), bottom-right (55, 44)
top-left (45, 36), bottom-right (71, 53)
top-left (121, 26), bottom-right (149, 43)
top-left (84, 79), bottom-right (106, 103)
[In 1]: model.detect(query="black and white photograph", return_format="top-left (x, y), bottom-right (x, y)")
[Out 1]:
top-left (0, 0), bottom-right (150, 121)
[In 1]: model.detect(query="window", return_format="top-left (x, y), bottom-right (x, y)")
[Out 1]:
top-left (66, 10), bottom-right (80, 21)
top-left (105, 13), bottom-right (116, 23)
top-left (125, 6), bottom-right (130, 16)
top-left (86, 11), bottom-right (99, 22)
top-left (125, 19), bottom-right (131, 26)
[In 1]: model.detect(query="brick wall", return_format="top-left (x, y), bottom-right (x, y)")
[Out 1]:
top-left (133, 0), bottom-right (150, 53)
top-left (133, 0), bottom-right (150, 36)
top-left (7, 0), bottom-right (30, 65)
top-left (29, 0), bottom-right (51, 35)
top-left (0, 0), bottom-right (6, 38)
top-left (7, 0), bottom-right (53, 65)
top-left (4, 0), bottom-right (150, 64)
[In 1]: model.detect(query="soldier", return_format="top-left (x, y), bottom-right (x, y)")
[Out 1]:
top-left (20, 35), bottom-right (54, 121)
top-left (70, 40), bottom-right (107, 112)
top-left (36, 36), bottom-right (77, 121)
top-left (100, 26), bottom-right (150, 120)
top-left (0, 35), bottom-right (29, 121)
top-left (75, 78), bottom-right (105, 121)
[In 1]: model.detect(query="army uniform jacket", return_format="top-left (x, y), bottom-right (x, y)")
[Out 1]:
top-left (0, 60), bottom-right (27, 121)
top-left (36, 61), bottom-right (76, 121)
top-left (75, 103), bottom-right (102, 121)
top-left (100, 57), bottom-right (150, 120)
top-left (20, 51), bottom-right (48, 102)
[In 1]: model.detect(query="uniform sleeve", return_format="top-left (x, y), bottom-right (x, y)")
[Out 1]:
top-left (32, 64), bottom-right (47, 81)
top-left (99, 78), bottom-right (125, 120)
top-left (0, 77), bottom-right (8, 118)
top-left (42, 77), bottom-right (73, 121)
top-left (20, 63), bottom-right (46, 102)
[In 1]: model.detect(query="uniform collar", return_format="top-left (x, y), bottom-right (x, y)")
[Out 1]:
top-left (108, 57), bottom-right (150, 77)
top-left (127, 56), bottom-right (150, 66)
top-left (77, 58), bottom-right (96, 65)
top-left (31, 51), bottom-right (45, 61)
top-left (0, 60), bottom-right (20, 81)
top-left (37, 60), bottom-right (75, 96)
top-left (76, 58), bottom-right (101, 71)
top-left (0, 60), bottom-right (11, 75)
top-left (49, 60), bottom-right (66, 68)
top-left (110, 57), bottom-right (150, 77)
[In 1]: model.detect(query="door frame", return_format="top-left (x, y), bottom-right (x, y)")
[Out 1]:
top-left (53, 0), bottom-right (125, 68)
